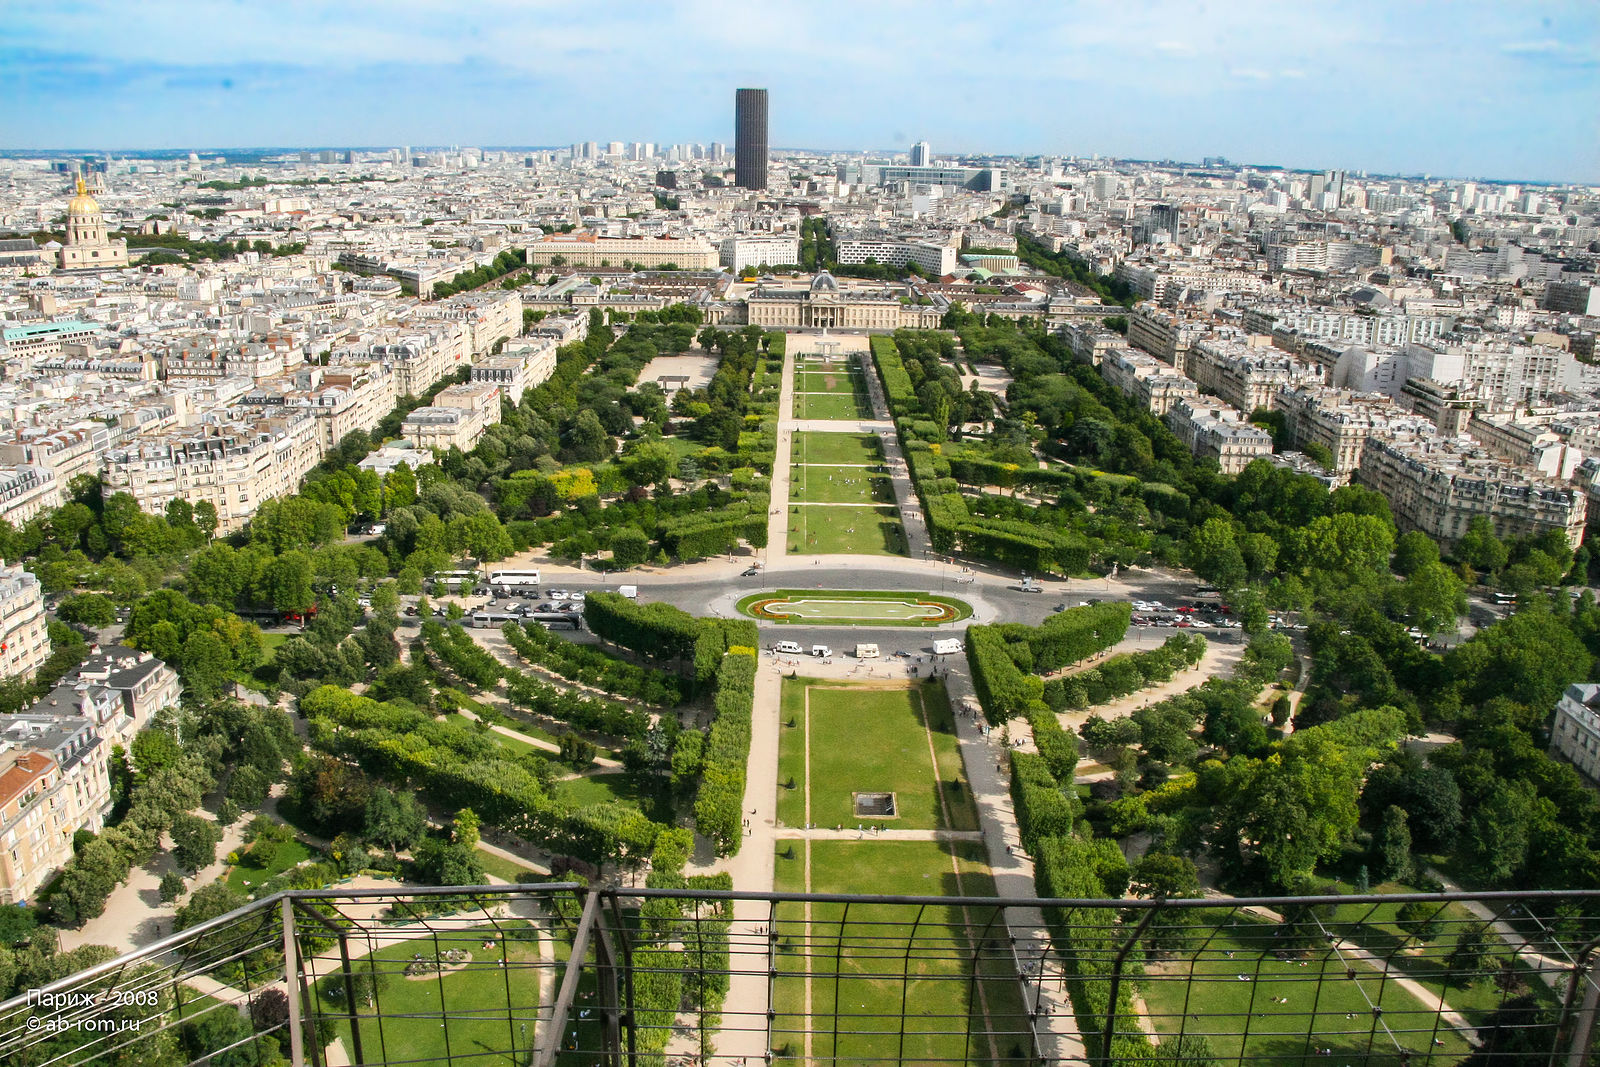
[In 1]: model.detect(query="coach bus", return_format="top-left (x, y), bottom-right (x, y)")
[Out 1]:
top-left (429, 569), bottom-right (481, 593)
top-left (488, 568), bottom-right (542, 592)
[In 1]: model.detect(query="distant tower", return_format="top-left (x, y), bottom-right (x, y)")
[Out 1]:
top-left (735, 88), bottom-right (769, 190)
top-left (910, 141), bottom-right (931, 167)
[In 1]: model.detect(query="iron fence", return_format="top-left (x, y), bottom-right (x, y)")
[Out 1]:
top-left (0, 884), bottom-right (1594, 1066)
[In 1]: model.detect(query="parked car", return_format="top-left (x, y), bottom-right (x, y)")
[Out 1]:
top-left (549, 590), bottom-right (568, 601)
top-left (741, 567), bottom-right (760, 577)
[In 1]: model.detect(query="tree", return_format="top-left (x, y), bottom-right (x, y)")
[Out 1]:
top-left (1186, 519), bottom-right (1246, 590)
top-left (159, 871), bottom-right (187, 903)
top-left (1457, 516), bottom-right (1508, 573)
top-left (1392, 530), bottom-right (1440, 577)
top-left (193, 500), bottom-right (219, 540)
top-left (177, 631), bottom-right (233, 701)
top-left (563, 409), bottom-right (612, 462)
top-left (1447, 922), bottom-right (1491, 978)
top-left (1396, 900), bottom-right (1442, 943)
top-left (453, 808), bottom-right (481, 849)
top-left (450, 511), bottom-right (513, 562)
top-left (1372, 805), bottom-right (1413, 884)
top-left (171, 813), bottom-right (223, 872)
top-left (620, 439), bottom-right (676, 488)
top-left (56, 593), bottom-right (116, 628)
top-left (175, 881), bottom-right (248, 931)
top-left (259, 550), bottom-right (315, 614)
top-left (1129, 852), bottom-right (1200, 899)
top-left (364, 790), bottom-right (425, 853)
top-left (608, 526), bottom-right (650, 568)
top-left (412, 837), bottom-right (485, 886)
top-left (1397, 561), bottom-right (1467, 633)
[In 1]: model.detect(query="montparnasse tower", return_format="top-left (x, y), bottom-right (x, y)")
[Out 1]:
top-left (58, 177), bottom-right (129, 270)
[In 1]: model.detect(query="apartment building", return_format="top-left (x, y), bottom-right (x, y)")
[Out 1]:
top-left (1465, 415), bottom-right (1584, 479)
top-left (1543, 281), bottom-right (1600, 317)
top-left (1059, 322), bottom-right (1122, 367)
top-left (524, 233), bottom-right (718, 269)
top-left (0, 466), bottom-right (61, 527)
top-left (0, 716), bottom-right (111, 905)
top-left (0, 426), bottom-right (108, 490)
top-left (1099, 347), bottom-right (1200, 415)
top-left (1166, 396), bottom-right (1274, 474)
top-left (1127, 304), bottom-right (1209, 374)
top-left (0, 563), bottom-right (50, 684)
top-left (1402, 339), bottom-right (1600, 409)
top-left (720, 236), bottom-right (801, 272)
top-left (1357, 432), bottom-right (1587, 547)
top-left (1249, 306), bottom-right (1452, 351)
top-left (240, 364), bottom-right (399, 452)
top-left (71, 645), bottom-right (182, 747)
top-left (1187, 338), bottom-right (1323, 414)
top-left (471, 337), bottom-right (558, 403)
top-left (1550, 683), bottom-right (1600, 784)
top-left (401, 381), bottom-right (502, 453)
top-left (416, 291), bottom-right (521, 356)
top-left (100, 413), bottom-right (325, 534)
top-left (1274, 386), bottom-right (1434, 474)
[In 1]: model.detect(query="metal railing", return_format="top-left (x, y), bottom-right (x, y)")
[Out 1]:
top-left (0, 884), bottom-right (1595, 1066)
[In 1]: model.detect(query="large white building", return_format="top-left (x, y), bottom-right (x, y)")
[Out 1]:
top-left (524, 233), bottom-right (718, 269)
top-left (0, 564), bottom-right (50, 684)
top-left (1166, 396), bottom-right (1274, 474)
top-left (1550, 682), bottom-right (1600, 783)
top-left (834, 237), bottom-right (959, 277)
top-left (1356, 431), bottom-right (1587, 547)
top-left (719, 236), bottom-right (800, 272)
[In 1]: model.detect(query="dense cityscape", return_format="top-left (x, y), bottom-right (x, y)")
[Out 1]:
top-left (0, 6), bottom-right (1598, 1064)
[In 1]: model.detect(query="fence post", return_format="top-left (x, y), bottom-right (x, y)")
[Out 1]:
top-left (1101, 903), bottom-right (1158, 1066)
top-left (282, 897), bottom-right (305, 1067)
top-left (1557, 941), bottom-right (1600, 1067)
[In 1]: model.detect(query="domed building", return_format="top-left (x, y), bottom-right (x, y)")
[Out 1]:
top-left (58, 179), bottom-right (128, 271)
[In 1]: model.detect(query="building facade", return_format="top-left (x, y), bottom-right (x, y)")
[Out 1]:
top-left (1550, 682), bottom-right (1600, 783)
top-left (0, 564), bottom-right (50, 685)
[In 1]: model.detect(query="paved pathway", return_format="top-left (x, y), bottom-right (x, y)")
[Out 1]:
top-left (765, 350), bottom-right (797, 567)
top-left (772, 827), bottom-right (984, 842)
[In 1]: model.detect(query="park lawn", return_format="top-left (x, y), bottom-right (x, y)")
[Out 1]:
top-left (791, 431), bottom-right (883, 467)
top-left (771, 840), bottom-right (1025, 1066)
top-left (1138, 917), bottom-right (1474, 1066)
top-left (226, 837), bottom-right (315, 896)
top-left (914, 681), bottom-right (980, 832)
top-left (788, 505), bottom-right (907, 556)
top-left (777, 679), bottom-right (808, 828)
top-left (795, 391), bottom-right (873, 420)
top-left (796, 681), bottom-right (973, 831)
top-left (318, 921), bottom-right (545, 1067)
top-left (788, 465), bottom-right (894, 505)
top-left (1320, 885), bottom-right (1560, 1024)
top-left (258, 632), bottom-right (290, 661)
top-left (795, 369), bottom-right (867, 395)
top-left (553, 773), bottom-right (646, 811)
top-left (474, 846), bottom-right (542, 883)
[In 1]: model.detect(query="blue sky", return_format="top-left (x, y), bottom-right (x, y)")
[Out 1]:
top-left (2, 0), bottom-right (1595, 182)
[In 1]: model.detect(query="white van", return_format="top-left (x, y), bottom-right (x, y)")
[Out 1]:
top-left (776, 641), bottom-right (804, 655)
top-left (932, 638), bottom-right (963, 656)
top-left (811, 645), bottom-right (832, 658)
top-left (617, 585), bottom-right (638, 600)
top-left (855, 643), bottom-right (880, 659)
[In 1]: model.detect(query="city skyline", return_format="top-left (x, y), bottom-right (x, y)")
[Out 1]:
top-left (2, 0), bottom-right (1595, 184)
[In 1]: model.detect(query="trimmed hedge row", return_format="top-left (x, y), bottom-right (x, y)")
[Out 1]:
top-left (583, 592), bottom-right (702, 666)
top-left (1026, 701), bottom-right (1078, 782)
top-left (1029, 601), bottom-right (1132, 674)
top-left (693, 649), bottom-right (756, 855)
top-left (502, 621), bottom-right (685, 706)
top-left (1009, 751), bottom-right (1081, 854)
top-left (965, 625), bottom-right (1043, 722)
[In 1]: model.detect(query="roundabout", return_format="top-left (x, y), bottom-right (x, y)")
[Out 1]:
top-left (737, 589), bottom-right (972, 626)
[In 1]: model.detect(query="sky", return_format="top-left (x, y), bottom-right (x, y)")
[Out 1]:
top-left (2, 0), bottom-right (1596, 183)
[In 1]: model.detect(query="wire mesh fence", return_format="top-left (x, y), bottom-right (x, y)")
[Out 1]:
top-left (0, 884), bottom-right (1594, 1067)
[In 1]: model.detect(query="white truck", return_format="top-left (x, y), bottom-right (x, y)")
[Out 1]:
top-left (855, 643), bottom-right (880, 659)
top-left (811, 645), bottom-right (832, 658)
top-left (932, 638), bottom-right (963, 656)
top-left (617, 585), bottom-right (638, 600)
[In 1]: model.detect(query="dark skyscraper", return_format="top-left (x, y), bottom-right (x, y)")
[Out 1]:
top-left (734, 88), bottom-right (768, 190)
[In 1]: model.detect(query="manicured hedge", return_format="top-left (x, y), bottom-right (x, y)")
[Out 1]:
top-left (965, 625), bottom-right (1043, 722)
top-left (1028, 602), bottom-right (1132, 673)
top-left (693, 649), bottom-right (756, 855)
top-left (1026, 700), bottom-right (1078, 781)
top-left (583, 592), bottom-right (702, 665)
top-left (1009, 751), bottom-right (1080, 853)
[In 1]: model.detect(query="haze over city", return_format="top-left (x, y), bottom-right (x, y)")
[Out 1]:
top-left (3, 0), bottom-right (1597, 181)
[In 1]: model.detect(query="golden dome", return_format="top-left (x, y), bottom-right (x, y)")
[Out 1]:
top-left (67, 177), bottom-right (99, 216)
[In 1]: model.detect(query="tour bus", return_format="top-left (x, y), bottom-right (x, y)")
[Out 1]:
top-left (430, 569), bottom-right (480, 592)
top-left (488, 568), bottom-right (542, 592)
